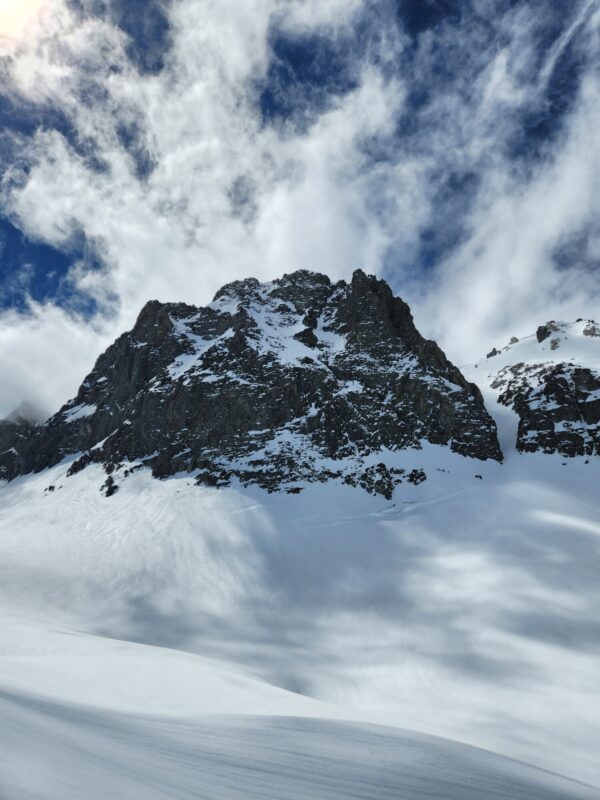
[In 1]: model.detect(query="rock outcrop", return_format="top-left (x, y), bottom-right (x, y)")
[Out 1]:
top-left (0, 418), bottom-right (35, 479)
top-left (485, 320), bottom-right (600, 457)
top-left (493, 362), bottom-right (600, 457)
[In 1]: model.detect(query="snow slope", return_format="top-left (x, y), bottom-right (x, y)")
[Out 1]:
top-left (3, 695), bottom-right (596, 800)
top-left (1, 445), bottom-right (599, 795)
top-left (1, 319), bottom-right (599, 797)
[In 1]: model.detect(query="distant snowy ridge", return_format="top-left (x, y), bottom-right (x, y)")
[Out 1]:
top-left (465, 319), bottom-right (600, 458)
top-left (3, 400), bottom-right (49, 426)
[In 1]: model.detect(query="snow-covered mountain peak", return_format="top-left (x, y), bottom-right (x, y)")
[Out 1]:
top-left (0, 269), bottom-right (502, 495)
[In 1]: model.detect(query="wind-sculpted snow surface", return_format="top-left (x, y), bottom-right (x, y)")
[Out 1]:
top-left (0, 270), bottom-right (502, 494)
top-left (2, 693), bottom-right (596, 800)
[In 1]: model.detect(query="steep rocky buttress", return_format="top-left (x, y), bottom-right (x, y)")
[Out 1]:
top-left (0, 270), bottom-right (503, 497)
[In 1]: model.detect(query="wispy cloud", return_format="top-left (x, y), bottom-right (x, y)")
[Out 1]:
top-left (0, 0), bottom-right (598, 415)
top-left (538, 0), bottom-right (598, 89)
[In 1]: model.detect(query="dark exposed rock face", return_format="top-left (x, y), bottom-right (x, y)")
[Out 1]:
top-left (536, 324), bottom-right (552, 343)
top-left (583, 321), bottom-right (600, 338)
top-left (0, 419), bottom-right (36, 480)
top-left (0, 270), bottom-right (502, 495)
top-left (493, 363), bottom-right (600, 457)
top-left (0, 401), bottom-right (47, 480)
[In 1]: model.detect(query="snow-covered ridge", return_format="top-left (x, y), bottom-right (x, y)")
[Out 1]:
top-left (464, 319), bottom-right (600, 458)
top-left (477, 319), bottom-right (600, 372)
top-left (162, 280), bottom-right (350, 387)
top-left (63, 402), bottom-right (98, 423)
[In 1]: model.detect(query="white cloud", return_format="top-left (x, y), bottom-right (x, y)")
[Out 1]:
top-left (538, 0), bottom-right (597, 90)
top-left (0, 0), bottom-right (598, 415)
top-left (419, 59), bottom-right (600, 361)
top-left (0, 302), bottom-right (112, 417)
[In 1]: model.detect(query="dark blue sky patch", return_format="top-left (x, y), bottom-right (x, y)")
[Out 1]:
top-left (0, 219), bottom-right (72, 311)
top-left (394, 0), bottom-right (465, 36)
top-left (258, 29), bottom-right (361, 130)
top-left (551, 225), bottom-right (600, 275)
top-left (377, 169), bottom-right (482, 295)
top-left (0, 219), bottom-right (106, 316)
top-left (0, 92), bottom-right (73, 156)
top-left (109, 0), bottom-right (172, 75)
top-left (417, 170), bottom-right (480, 271)
top-left (67, 0), bottom-right (173, 75)
top-left (382, 7), bottom-right (501, 150)
top-left (513, 55), bottom-right (584, 160)
top-left (0, 88), bottom-right (110, 177)
top-left (504, 2), bottom-right (593, 164)
top-left (116, 119), bottom-right (156, 181)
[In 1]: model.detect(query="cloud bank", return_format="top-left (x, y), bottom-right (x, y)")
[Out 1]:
top-left (0, 0), bottom-right (598, 415)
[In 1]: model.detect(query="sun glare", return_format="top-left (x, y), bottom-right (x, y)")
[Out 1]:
top-left (0, 0), bottom-right (45, 39)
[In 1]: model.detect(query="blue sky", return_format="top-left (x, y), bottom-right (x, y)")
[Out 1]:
top-left (0, 0), bottom-right (598, 415)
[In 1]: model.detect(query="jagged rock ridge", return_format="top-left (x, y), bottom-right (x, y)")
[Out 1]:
top-left (0, 270), bottom-right (503, 496)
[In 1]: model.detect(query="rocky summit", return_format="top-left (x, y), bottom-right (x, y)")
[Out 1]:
top-left (0, 270), bottom-right (503, 496)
